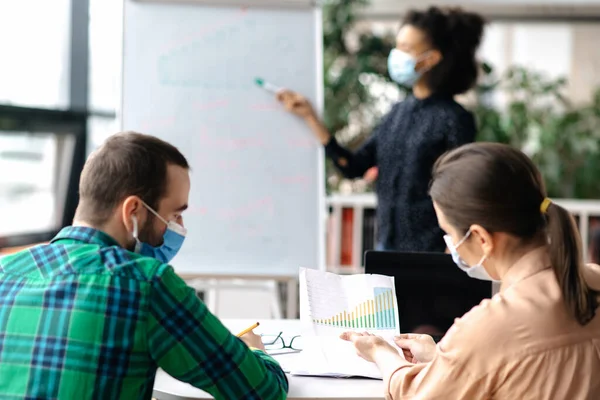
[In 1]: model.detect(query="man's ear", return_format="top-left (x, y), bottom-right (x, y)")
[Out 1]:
top-left (122, 196), bottom-right (143, 234)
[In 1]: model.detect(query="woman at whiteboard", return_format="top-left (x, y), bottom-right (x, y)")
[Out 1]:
top-left (278, 7), bottom-right (485, 252)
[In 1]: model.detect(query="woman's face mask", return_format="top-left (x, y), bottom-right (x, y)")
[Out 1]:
top-left (387, 48), bottom-right (432, 87)
top-left (131, 201), bottom-right (187, 264)
top-left (444, 231), bottom-right (499, 282)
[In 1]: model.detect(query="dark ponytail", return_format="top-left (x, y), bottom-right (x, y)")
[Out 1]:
top-left (590, 228), bottom-right (600, 264)
top-left (430, 142), bottom-right (598, 326)
top-left (402, 7), bottom-right (486, 96)
top-left (546, 203), bottom-right (598, 325)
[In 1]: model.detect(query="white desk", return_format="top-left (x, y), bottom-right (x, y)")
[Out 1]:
top-left (152, 319), bottom-right (384, 400)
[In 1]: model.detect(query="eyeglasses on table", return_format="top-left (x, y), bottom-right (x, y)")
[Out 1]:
top-left (261, 332), bottom-right (303, 352)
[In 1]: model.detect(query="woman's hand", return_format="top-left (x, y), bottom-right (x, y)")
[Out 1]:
top-left (363, 167), bottom-right (379, 183)
top-left (394, 333), bottom-right (437, 363)
top-left (340, 331), bottom-right (397, 363)
top-left (276, 90), bottom-right (316, 120)
top-left (276, 89), bottom-right (331, 145)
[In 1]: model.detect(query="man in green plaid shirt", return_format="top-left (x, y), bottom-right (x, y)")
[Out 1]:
top-left (0, 132), bottom-right (288, 399)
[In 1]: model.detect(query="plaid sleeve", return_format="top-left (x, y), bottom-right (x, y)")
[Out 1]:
top-left (147, 265), bottom-right (289, 400)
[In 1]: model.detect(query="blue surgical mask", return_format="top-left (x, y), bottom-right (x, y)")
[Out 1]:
top-left (131, 202), bottom-right (187, 264)
top-left (388, 49), bottom-right (422, 86)
top-left (443, 232), bottom-right (499, 282)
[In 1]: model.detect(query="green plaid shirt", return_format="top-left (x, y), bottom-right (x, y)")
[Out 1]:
top-left (0, 227), bottom-right (288, 399)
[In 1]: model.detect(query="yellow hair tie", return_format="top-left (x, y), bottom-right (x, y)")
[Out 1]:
top-left (540, 198), bottom-right (552, 214)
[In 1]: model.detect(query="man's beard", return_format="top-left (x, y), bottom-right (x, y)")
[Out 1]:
top-left (137, 214), bottom-right (162, 247)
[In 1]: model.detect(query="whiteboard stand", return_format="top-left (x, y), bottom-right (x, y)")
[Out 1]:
top-left (181, 274), bottom-right (299, 318)
top-left (193, 278), bottom-right (283, 319)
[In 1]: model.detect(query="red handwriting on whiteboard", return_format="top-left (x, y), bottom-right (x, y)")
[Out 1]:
top-left (250, 103), bottom-right (281, 111)
top-left (217, 196), bottom-right (274, 221)
top-left (229, 222), bottom-right (268, 238)
top-left (217, 159), bottom-right (241, 170)
top-left (139, 116), bottom-right (176, 133)
top-left (193, 99), bottom-right (230, 111)
top-left (187, 205), bottom-right (208, 216)
top-left (198, 130), bottom-right (266, 150)
top-left (287, 136), bottom-right (316, 149)
top-left (275, 175), bottom-right (311, 188)
top-left (159, 8), bottom-right (248, 54)
top-left (195, 158), bottom-right (240, 171)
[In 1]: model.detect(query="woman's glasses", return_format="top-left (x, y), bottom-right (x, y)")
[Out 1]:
top-left (261, 332), bottom-right (303, 351)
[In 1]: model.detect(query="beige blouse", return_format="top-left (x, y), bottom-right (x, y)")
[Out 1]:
top-left (386, 247), bottom-right (600, 399)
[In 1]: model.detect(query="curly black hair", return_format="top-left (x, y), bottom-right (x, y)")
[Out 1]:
top-left (403, 7), bottom-right (486, 96)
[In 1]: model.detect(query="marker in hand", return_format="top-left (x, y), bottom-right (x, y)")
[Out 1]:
top-left (254, 77), bottom-right (283, 94)
top-left (255, 77), bottom-right (313, 120)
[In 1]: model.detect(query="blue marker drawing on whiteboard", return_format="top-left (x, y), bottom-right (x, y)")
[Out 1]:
top-left (254, 77), bottom-right (283, 94)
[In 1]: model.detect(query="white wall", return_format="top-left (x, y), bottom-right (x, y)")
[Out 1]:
top-left (511, 24), bottom-right (572, 79)
top-left (570, 24), bottom-right (600, 103)
top-left (480, 22), bottom-right (600, 104)
top-left (0, 0), bottom-right (71, 109)
top-left (87, 0), bottom-right (123, 154)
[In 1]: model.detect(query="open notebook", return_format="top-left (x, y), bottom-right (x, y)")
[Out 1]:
top-left (292, 268), bottom-right (403, 379)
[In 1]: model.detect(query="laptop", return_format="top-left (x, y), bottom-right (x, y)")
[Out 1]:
top-left (364, 251), bottom-right (492, 341)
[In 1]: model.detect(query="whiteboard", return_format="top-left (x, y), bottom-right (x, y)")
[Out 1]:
top-left (121, 1), bottom-right (324, 276)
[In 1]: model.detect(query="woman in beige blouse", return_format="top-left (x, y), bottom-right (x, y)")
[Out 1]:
top-left (343, 142), bottom-right (600, 399)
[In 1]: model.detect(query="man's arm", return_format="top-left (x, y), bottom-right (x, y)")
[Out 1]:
top-left (147, 265), bottom-right (288, 400)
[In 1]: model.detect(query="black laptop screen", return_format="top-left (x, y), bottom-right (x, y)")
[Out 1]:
top-left (364, 251), bottom-right (492, 337)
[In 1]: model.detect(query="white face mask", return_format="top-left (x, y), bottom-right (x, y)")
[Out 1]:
top-left (387, 48), bottom-right (433, 87)
top-left (443, 231), bottom-right (499, 282)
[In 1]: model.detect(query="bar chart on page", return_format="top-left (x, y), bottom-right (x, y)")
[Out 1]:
top-left (302, 268), bottom-right (400, 333)
top-left (313, 288), bottom-right (397, 329)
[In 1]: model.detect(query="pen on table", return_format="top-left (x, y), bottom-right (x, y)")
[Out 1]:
top-left (254, 77), bottom-right (283, 94)
top-left (236, 322), bottom-right (260, 337)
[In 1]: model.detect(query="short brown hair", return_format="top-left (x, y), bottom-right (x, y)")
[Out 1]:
top-left (430, 142), bottom-right (598, 326)
top-left (76, 131), bottom-right (189, 225)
